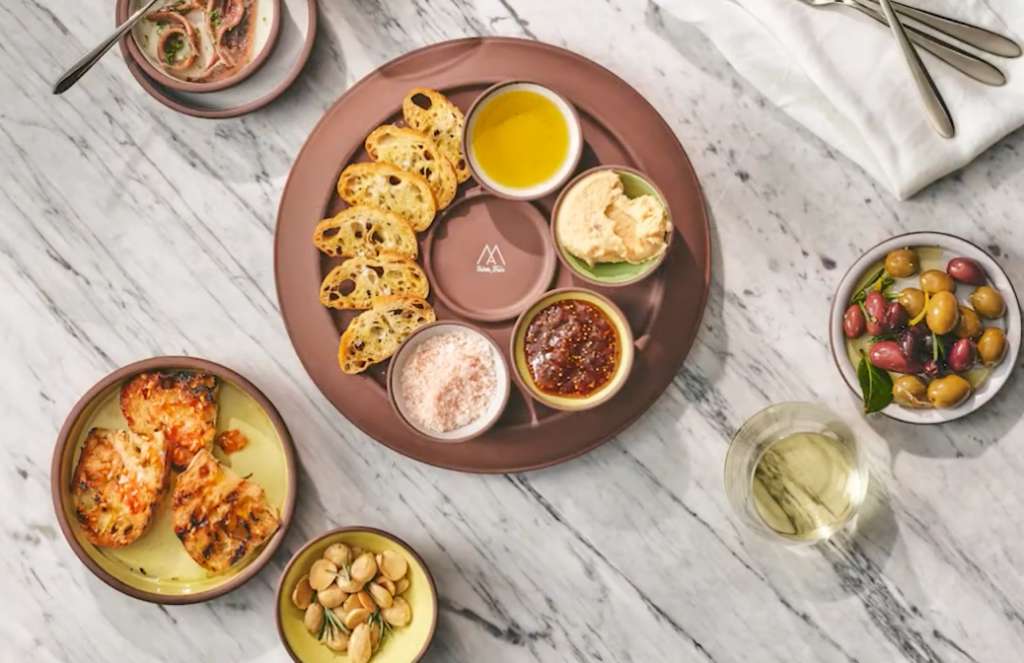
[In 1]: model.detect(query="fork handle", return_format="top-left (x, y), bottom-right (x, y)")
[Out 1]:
top-left (855, 0), bottom-right (1021, 58)
top-left (849, 4), bottom-right (1005, 86)
top-left (877, 0), bottom-right (955, 138)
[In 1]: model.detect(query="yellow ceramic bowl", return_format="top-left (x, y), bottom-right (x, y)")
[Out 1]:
top-left (276, 528), bottom-right (438, 663)
top-left (50, 357), bottom-right (296, 604)
top-left (510, 288), bottom-right (635, 411)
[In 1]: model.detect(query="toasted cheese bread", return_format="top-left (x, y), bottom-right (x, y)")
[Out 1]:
top-left (72, 428), bottom-right (169, 548)
top-left (402, 88), bottom-right (469, 183)
top-left (337, 163), bottom-right (437, 232)
top-left (338, 295), bottom-right (436, 374)
top-left (121, 371), bottom-right (220, 472)
top-left (319, 252), bottom-right (429, 310)
top-left (313, 205), bottom-right (418, 260)
top-left (172, 449), bottom-right (280, 573)
top-left (365, 125), bottom-right (458, 209)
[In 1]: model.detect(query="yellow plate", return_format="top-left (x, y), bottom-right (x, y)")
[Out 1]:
top-left (276, 528), bottom-right (438, 663)
top-left (51, 357), bottom-right (296, 603)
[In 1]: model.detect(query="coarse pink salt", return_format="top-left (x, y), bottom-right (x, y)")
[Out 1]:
top-left (400, 330), bottom-right (498, 433)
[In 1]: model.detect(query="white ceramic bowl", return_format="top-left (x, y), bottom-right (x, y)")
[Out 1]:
top-left (463, 81), bottom-right (584, 201)
top-left (830, 232), bottom-right (1021, 424)
top-left (386, 322), bottom-right (511, 442)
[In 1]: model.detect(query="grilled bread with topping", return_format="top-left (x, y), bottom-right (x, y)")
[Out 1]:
top-left (121, 371), bottom-right (220, 472)
top-left (172, 449), bottom-right (280, 573)
top-left (365, 125), bottom-right (458, 209)
top-left (402, 88), bottom-right (470, 182)
top-left (313, 205), bottom-right (418, 260)
top-left (71, 428), bottom-right (170, 548)
top-left (338, 295), bottom-right (436, 374)
top-left (319, 252), bottom-right (429, 310)
top-left (337, 163), bottom-right (437, 232)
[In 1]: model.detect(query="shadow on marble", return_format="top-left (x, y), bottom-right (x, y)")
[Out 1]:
top-left (867, 368), bottom-right (1024, 462)
top-left (261, 3), bottom-right (351, 121)
top-left (83, 565), bottom-right (280, 661)
top-left (736, 474), bottom-right (903, 605)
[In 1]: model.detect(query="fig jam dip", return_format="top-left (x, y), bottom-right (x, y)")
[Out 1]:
top-left (399, 331), bottom-right (498, 433)
top-left (524, 299), bottom-right (620, 397)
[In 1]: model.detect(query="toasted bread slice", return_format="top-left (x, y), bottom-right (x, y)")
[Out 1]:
top-left (313, 205), bottom-right (418, 260)
top-left (402, 88), bottom-right (469, 183)
top-left (338, 295), bottom-right (436, 374)
top-left (337, 163), bottom-right (437, 232)
top-left (365, 125), bottom-right (458, 209)
top-left (172, 449), bottom-right (280, 573)
top-left (320, 252), bottom-right (429, 310)
top-left (121, 371), bottom-right (219, 472)
top-left (72, 428), bottom-right (169, 548)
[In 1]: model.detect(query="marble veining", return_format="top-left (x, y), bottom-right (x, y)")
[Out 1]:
top-left (2, 0), bottom-right (1023, 661)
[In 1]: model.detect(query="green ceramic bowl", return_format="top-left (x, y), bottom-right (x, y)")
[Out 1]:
top-left (276, 528), bottom-right (438, 663)
top-left (510, 288), bottom-right (635, 411)
top-left (551, 166), bottom-right (672, 287)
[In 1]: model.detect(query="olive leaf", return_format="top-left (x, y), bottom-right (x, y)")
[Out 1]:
top-left (858, 356), bottom-right (894, 414)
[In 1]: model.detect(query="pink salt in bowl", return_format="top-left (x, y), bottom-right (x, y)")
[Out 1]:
top-left (386, 321), bottom-right (511, 443)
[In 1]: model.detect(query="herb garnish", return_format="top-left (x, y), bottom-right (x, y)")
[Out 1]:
top-left (164, 32), bottom-right (185, 65)
top-left (210, 9), bottom-right (221, 27)
top-left (931, 332), bottom-right (947, 362)
top-left (319, 606), bottom-right (351, 642)
top-left (858, 355), bottom-right (893, 414)
top-left (851, 268), bottom-right (896, 306)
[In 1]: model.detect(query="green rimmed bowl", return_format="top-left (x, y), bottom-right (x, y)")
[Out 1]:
top-left (551, 166), bottom-right (672, 287)
top-left (510, 288), bottom-right (635, 411)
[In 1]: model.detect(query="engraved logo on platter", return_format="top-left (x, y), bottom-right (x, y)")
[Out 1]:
top-left (476, 245), bottom-right (506, 274)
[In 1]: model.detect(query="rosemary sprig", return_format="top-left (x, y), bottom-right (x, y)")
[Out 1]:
top-left (368, 609), bottom-right (391, 652)
top-left (321, 606), bottom-right (350, 641)
top-left (851, 268), bottom-right (886, 305)
top-left (931, 332), bottom-right (947, 361)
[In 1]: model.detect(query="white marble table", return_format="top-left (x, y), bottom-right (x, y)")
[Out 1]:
top-left (3, 1), bottom-right (1024, 661)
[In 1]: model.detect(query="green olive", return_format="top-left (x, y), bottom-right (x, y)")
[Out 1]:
top-left (953, 306), bottom-right (983, 340)
top-left (927, 375), bottom-right (972, 409)
top-left (892, 375), bottom-right (929, 409)
top-left (926, 291), bottom-right (960, 335)
top-left (885, 248), bottom-right (919, 278)
top-left (920, 269), bottom-right (955, 295)
top-left (898, 288), bottom-right (926, 319)
top-left (970, 286), bottom-right (1006, 319)
top-left (976, 327), bottom-right (1008, 366)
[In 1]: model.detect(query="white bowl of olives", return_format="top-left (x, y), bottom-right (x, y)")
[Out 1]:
top-left (830, 232), bottom-right (1021, 424)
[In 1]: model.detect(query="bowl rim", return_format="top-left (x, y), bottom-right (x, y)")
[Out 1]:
top-left (118, 0), bottom-right (283, 94)
top-left (385, 320), bottom-right (513, 443)
top-left (461, 80), bottom-right (584, 202)
top-left (509, 287), bottom-right (636, 411)
top-left (829, 231), bottom-right (1022, 424)
top-left (49, 355), bottom-right (297, 604)
top-left (550, 165), bottom-right (674, 288)
top-left (274, 526), bottom-right (439, 663)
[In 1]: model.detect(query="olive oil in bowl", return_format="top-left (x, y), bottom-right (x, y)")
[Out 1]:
top-left (725, 403), bottom-right (868, 544)
top-left (464, 81), bottom-right (582, 200)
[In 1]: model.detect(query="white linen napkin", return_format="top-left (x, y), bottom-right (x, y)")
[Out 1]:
top-left (655, 0), bottom-right (1024, 199)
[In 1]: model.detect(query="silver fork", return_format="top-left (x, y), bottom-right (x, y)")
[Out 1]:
top-left (798, 0), bottom-right (1014, 86)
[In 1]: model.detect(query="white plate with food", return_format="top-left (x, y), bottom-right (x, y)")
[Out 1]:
top-left (116, 0), bottom-right (316, 118)
top-left (830, 232), bottom-right (1021, 424)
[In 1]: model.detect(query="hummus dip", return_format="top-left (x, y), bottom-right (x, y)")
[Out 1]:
top-left (555, 170), bottom-right (669, 266)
